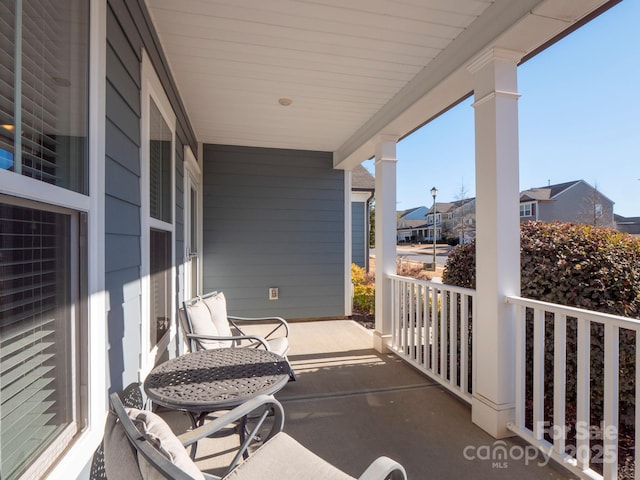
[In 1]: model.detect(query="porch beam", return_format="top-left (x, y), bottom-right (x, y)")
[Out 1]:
top-left (373, 134), bottom-right (399, 353)
top-left (467, 47), bottom-right (523, 438)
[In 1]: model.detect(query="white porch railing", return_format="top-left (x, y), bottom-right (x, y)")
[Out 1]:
top-left (505, 295), bottom-right (640, 480)
top-left (388, 274), bottom-right (475, 403)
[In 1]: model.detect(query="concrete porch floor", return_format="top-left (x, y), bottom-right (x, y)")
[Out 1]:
top-left (161, 320), bottom-right (577, 479)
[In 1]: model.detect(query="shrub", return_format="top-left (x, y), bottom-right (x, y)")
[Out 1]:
top-left (442, 221), bottom-right (640, 443)
top-left (351, 264), bottom-right (375, 315)
top-left (444, 221), bottom-right (640, 317)
top-left (441, 240), bottom-right (476, 288)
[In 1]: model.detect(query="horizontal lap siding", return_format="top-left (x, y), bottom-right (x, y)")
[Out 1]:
top-left (352, 202), bottom-right (366, 268)
top-left (105, 4), bottom-right (142, 391)
top-left (203, 145), bottom-right (345, 319)
top-left (105, 0), bottom-right (197, 390)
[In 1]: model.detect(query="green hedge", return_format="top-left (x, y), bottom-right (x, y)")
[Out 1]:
top-left (443, 221), bottom-right (640, 317)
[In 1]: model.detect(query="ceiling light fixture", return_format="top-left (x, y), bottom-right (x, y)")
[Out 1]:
top-left (278, 98), bottom-right (293, 106)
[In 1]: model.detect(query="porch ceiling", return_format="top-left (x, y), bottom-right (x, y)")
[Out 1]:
top-left (146, 0), bottom-right (614, 168)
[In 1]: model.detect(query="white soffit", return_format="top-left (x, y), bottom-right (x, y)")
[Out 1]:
top-left (145, 0), bottom-right (616, 163)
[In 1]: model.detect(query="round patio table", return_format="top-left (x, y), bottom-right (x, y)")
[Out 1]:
top-left (144, 348), bottom-right (291, 459)
top-left (144, 347), bottom-right (291, 413)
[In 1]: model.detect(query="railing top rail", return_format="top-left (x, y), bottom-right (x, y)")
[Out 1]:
top-left (386, 274), bottom-right (476, 297)
top-left (505, 295), bottom-right (640, 328)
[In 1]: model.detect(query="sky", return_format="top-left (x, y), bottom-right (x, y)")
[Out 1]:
top-left (364, 0), bottom-right (640, 218)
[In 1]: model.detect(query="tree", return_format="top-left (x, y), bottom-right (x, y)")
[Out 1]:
top-left (577, 180), bottom-right (605, 226)
top-left (453, 182), bottom-right (474, 244)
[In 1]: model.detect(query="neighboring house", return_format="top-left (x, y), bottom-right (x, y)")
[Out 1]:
top-left (615, 215), bottom-right (640, 236)
top-left (351, 165), bottom-right (375, 270)
top-left (519, 180), bottom-right (615, 227)
top-left (397, 206), bottom-right (430, 243)
top-left (398, 180), bottom-right (616, 245)
top-left (397, 199), bottom-right (476, 244)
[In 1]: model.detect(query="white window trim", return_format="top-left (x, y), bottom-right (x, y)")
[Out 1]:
top-left (520, 202), bottom-right (534, 217)
top-left (7, 2), bottom-right (108, 479)
top-left (140, 50), bottom-right (177, 380)
top-left (183, 145), bottom-right (202, 300)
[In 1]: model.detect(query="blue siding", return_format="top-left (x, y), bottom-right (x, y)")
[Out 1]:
top-left (105, 0), bottom-right (196, 391)
top-left (202, 145), bottom-right (346, 319)
top-left (352, 201), bottom-right (366, 268)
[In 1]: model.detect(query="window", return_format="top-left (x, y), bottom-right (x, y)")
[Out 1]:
top-left (141, 53), bottom-right (175, 373)
top-left (149, 100), bottom-right (172, 223)
top-left (0, 0), bottom-right (89, 194)
top-left (0, 2), bottom-right (89, 478)
top-left (520, 203), bottom-right (533, 217)
top-left (147, 98), bottom-right (173, 351)
top-left (150, 228), bottom-right (171, 346)
top-left (0, 199), bottom-right (84, 480)
top-left (595, 203), bottom-right (603, 218)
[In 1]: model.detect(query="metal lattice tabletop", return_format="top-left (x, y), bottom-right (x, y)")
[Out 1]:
top-left (144, 348), bottom-right (291, 412)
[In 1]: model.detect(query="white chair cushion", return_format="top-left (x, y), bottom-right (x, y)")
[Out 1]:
top-left (224, 432), bottom-right (355, 480)
top-left (128, 408), bottom-right (205, 480)
top-left (266, 336), bottom-right (289, 357)
top-left (186, 301), bottom-right (224, 349)
top-left (202, 292), bottom-right (233, 338)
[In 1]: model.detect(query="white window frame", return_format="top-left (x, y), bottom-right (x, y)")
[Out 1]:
top-left (140, 50), bottom-right (176, 380)
top-left (183, 145), bottom-right (202, 303)
top-left (0, 1), bottom-right (107, 478)
top-left (520, 202), bottom-right (533, 217)
top-left (595, 203), bottom-right (603, 218)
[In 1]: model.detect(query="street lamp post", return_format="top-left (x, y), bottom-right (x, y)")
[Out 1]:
top-left (430, 187), bottom-right (438, 270)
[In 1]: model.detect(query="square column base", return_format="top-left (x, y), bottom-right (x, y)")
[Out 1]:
top-left (472, 395), bottom-right (516, 439)
top-left (373, 331), bottom-right (392, 354)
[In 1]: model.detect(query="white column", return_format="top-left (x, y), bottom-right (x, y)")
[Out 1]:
top-left (467, 48), bottom-right (523, 438)
top-left (373, 134), bottom-right (399, 353)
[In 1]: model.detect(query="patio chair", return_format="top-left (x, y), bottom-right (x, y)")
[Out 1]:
top-left (90, 382), bottom-right (145, 480)
top-left (180, 291), bottom-right (295, 380)
top-left (104, 392), bottom-right (407, 480)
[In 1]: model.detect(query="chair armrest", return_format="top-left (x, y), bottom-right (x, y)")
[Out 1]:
top-left (227, 316), bottom-right (290, 338)
top-left (186, 333), bottom-right (270, 351)
top-left (358, 457), bottom-right (407, 480)
top-left (177, 394), bottom-right (285, 475)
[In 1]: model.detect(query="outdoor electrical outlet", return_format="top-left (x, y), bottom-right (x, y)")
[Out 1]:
top-left (269, 287), bottom-right (279, 300)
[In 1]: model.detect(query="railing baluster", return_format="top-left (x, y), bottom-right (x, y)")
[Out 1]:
top-left (426, 285), bottom-right (432, 371)
top-left (409, 283), bottom-right (415, 361)
top-left (514, 303), bottom-right (526, 428)
top-left (460, 294), bottom-right (468, 395)
top-left (603, 323), bottom-right (619, 480)
top-left (450, 292), bottom-right (458, 388)
top-left (576, 316), bottom-right (590, 471)
top-left (422, 285), bottom-right (428, 369)
top-left (553, 313), bottom-right (567, 456)
top-left (439, 289), bottom-right (447, 380)
top-left (533, 307), bottom-right (545, 441)
top-left (402, 281), bottom-right (408, 353)
top-left (432, 287), bottom-right (439, 376)
top-left (390, 278), bottom-right (396, 349)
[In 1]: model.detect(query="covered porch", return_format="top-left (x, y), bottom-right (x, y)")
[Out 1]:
top-left (164, 319), bottom-right (574, 479)
top-left (2, 1), bottom-right (634, 479)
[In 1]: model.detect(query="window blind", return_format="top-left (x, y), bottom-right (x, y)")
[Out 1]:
top-left (149, 99), bottom-right (172, 223)
top-left (0, 202), bottom-right (74, 480)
